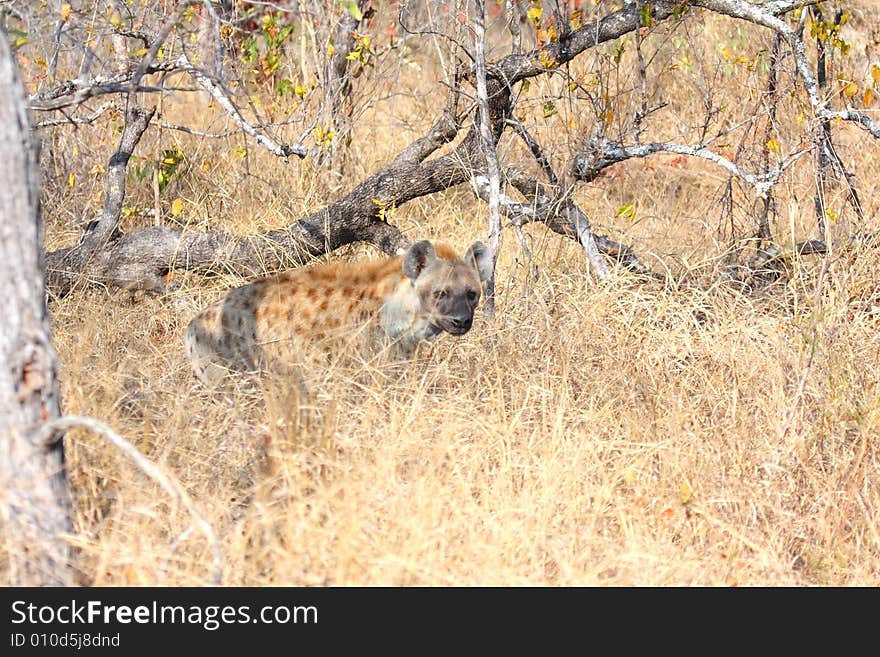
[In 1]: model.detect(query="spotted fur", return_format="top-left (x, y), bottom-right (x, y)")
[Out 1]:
top-left (184, 240), bottom-right (493, 384)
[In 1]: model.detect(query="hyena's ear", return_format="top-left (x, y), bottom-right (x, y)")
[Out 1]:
top-left (464, 241), bottom-right (494, 287)
top-left (403, 240), bottom-right (437, 281)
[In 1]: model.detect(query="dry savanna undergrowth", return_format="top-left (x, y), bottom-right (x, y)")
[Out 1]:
top-left (26, 10), bottom-right (880, 585)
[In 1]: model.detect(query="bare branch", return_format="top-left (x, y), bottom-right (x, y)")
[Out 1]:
top-left (35, 416), bottom-right (222, 585)
top-left (28, 61), bottom-right (186, 111)
top-left (178, 55), bottom-right (307, 159)
top-left (504, 169), bottom-right (653, 277)
top-left (91, 104), bottom-right (155, 247)
top-left (157, 121), bottom-right (237, 138)
top-left (129, 1), bottom-right (198, 91)
top-left (821, 110), bottom-right (880, 140)
top-left (390, 76), bottom-right (462, 166)
top-left (321, 0), bottom-right (370, 164)
top-left (472, 0), bottom-right (502, 318)
top-left (506, 116), bottom-right (558, 186)
top-left (571, 137), bottom-right (810, 198)
top-left (33, 102), bottom-right (114, 129)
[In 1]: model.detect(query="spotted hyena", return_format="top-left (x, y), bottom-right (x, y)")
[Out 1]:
top-left (184, 240), bottom-right (493, 385)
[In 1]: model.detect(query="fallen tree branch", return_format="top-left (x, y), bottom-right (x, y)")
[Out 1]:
top-left (722, 232), bottom-right (880, 286)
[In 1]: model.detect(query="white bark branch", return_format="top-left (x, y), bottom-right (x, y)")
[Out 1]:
top-left (572, 138), bottom-right (810, 199)
top-left (177, 55), bottom-right (307, 159)
top-left (692, 0), bottom-right (880, 141)
top-left (470, 174), bottom-right (611, 280)
top-left (472, 0), bottom-right (503, 318)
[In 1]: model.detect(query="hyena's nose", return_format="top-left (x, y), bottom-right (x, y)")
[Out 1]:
top-left (451, 315), bottom-right (473, 332)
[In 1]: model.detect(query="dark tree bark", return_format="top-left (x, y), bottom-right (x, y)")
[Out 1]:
top-left (0, 28), bottom-right (74, 586)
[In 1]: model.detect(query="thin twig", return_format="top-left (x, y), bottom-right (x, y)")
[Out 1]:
top-left (34, 102), bottom-right (114, 129)
top-left (34, 415), bottom-right (223, 585)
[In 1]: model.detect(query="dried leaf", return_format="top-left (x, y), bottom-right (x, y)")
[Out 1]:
top-left (680, 481), bottom-right (694, 504)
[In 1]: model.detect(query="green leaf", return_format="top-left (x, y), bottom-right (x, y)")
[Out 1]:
top-left (276, 79), bottom-right (293, 97)
top-left (640, 2), bottom-right (655, 27)
top-left (7, 28), bottom-right (28, 49)
top-left (339, 0), bottom-right (363, 21)
top-left (542, 100), bottom-right (557, 118)
top-left (616, 203), bottom-right (637, 222)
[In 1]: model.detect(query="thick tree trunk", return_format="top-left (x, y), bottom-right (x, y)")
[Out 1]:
top-left (0, 29), bottom-right (74, 586)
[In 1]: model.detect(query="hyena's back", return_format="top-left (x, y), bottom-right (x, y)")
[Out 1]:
top-left (184, 257), bottom-right (405, 385)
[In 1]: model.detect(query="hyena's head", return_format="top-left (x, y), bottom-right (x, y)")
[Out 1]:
top-left (403, 240), bottom-right (494, 336)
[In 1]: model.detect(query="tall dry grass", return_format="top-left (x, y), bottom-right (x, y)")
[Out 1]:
top-left (7, 6), bottom-right (880, 585)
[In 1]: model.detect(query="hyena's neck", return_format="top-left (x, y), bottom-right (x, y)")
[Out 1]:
top-left (379, 276), bottom-right (439, 350)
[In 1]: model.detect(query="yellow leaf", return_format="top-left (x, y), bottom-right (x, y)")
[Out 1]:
top-left (538, 49), bottom-right (558, 69)
top-left (843, 81), bottom-right (859, 99)
top-left (89, 164), bottom-right (104, 175)
top-left (863, 88), bottom-right (875, 106)
top-left (68, 172), bottom-right (75, 187)
top-left (871, 64), bottom-right (880, 87)
top-left (171, 198), bottom-right (184, 217)
top-left (680, 481), bottom-right (694, 505)
top-left (825, 208), bottom-right (838, 223)
top-left (130, 48), bottom-right (148, 57)
top-left (60, 2), bottom-right (72, 22)
top-left (615, 203), bottom-right (636, 222)
top-left (526, 6), bottom-right (542, 27)
top-left (233, 147), bottom-right (247, 159)
top-left (327, 41), bottom-right (335, 58)
top-left (766, 138), bottom-right (781, 154)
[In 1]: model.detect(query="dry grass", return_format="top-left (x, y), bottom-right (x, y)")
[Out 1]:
top-left (10, 7), bottom-right (880, 586)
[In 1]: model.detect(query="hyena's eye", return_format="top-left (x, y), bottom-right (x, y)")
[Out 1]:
top-left (433, 289), bottom-right (448, 300)
top-left (466, 289), bottom-right (478, 303)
